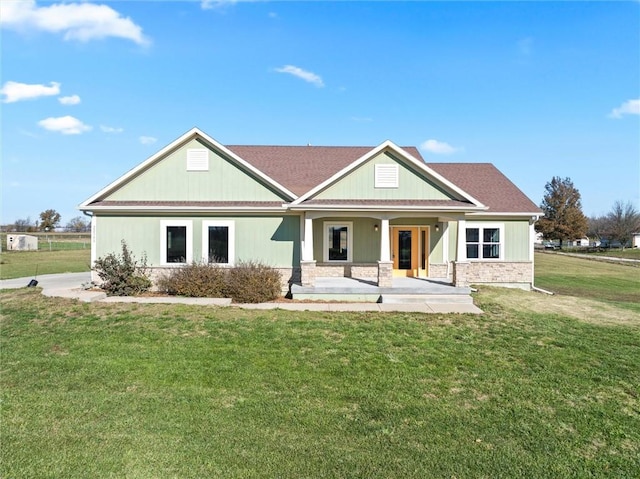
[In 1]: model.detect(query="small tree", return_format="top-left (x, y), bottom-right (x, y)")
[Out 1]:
top-left (535, 177), bottom-right (588, 249)
top-left (39, 209), bottom-right (61, 231)
top-left (605, 200), bottom-right (640, 249)
top-left (66, 216), bottom-right (90, 233)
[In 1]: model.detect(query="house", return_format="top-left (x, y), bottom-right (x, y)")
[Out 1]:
top-left (79, 128), bottom-right (542, 291)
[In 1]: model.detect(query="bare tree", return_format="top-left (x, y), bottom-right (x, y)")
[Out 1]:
top-left (535, 177), bottom-right (588, 249)
top-left (65, 216), bottom-right (90, 233)
top-left (606, 200), bottom-right (640, 249)
top-left (13, 217), bottom-right (36, 232)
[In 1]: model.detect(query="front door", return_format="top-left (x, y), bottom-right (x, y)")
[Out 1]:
top-left (392, 227), bottom-right (419, 277)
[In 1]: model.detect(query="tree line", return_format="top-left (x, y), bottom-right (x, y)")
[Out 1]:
top-left (4, 209), bottom-right (90, 233)
top-left (536, 177), bottom-right (640, 249)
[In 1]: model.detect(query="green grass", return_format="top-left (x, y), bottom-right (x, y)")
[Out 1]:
top-left (2, 285), bottom-right (639, 478)
top-left (0, 249), bottom-right (91, 280)
top-left (534, 252), bottom-right (640, 310)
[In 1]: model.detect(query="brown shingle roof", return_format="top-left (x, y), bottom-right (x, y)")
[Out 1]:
top-left (226, 146), bottom-right (539, 213)
top-left (427, 163), bottom-right (541, 213)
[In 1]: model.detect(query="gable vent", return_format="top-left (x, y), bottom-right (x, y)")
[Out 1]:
top-left (375, 164), bottom-right (399, 188)
top-left (187, 148), bottom-right (209, 171)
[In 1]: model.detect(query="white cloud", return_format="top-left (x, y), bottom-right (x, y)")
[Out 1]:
top-left (101, 125), bottom-right (124, 133)
top-left (420, 139), bottom-right (463, 155)
top-left (275, 65), bottom-right (324, 87)
top-left (0, 0), bottom-right (150, 46)
top-left (139, 136), bottom-right (157, 145)
top-left (38, 115), bottom-right (92, 135)
top-left (59, 94), bottom-right (81, 105)
top-left (608, 99), bottom-right (640, 119)
top-left (1, 81), bottom-right (60, 103)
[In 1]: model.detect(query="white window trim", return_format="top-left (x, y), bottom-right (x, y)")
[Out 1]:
top-left (202, 220), bottom-right (235, 266)
top-left (375, 163), bottom-right (399, 188)
top-left (464, 222), bottom-right (504, 261)
top-left (160, 220), bottom-right (193, 266)
top-left (323, 221), bottom-right (353, 263)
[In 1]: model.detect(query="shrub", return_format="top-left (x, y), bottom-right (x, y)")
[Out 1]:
top-left (157, 262), bottom-right (227, 297)
top-left (93, 240), bottom-right (151, 296)
top-left (226, 260), bottom-right (282, 303)
top-left (156, 260), bottom-right (282, 303)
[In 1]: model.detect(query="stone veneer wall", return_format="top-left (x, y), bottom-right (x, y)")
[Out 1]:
top-left (465, 261), bottom-right (533, 289)
top-left (428, 263), bottom-right (450, 280)
top-left (315, 263), bottom-right (379, 279)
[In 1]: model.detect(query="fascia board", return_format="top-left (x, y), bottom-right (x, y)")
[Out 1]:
top-left (288, 204), bottom-right (487, 212)
top-left (78, 127), bottom-right (297, 208)
top-left (290, 140), bottom-right (485, 208)
top-left (79, 205), bottom-right (290, 214)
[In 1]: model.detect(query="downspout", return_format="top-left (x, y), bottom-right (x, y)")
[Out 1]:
top-left (529, 214), bottom-right (552, 294)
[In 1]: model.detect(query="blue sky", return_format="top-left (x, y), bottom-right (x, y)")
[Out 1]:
top-left (2, 0), bottom-right (639, 227)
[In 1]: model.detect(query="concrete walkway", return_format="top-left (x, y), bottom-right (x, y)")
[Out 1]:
top-left (1, 273), bottom-right (482, 314)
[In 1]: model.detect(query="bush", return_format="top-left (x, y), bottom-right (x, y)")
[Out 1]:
top-left (226, 260), bottom-right (282, 303)
top-left (157, 260), bottom-right (282, 303)
top-left (157, 262), bottom-right (227, 297)
top-left (93, 240), bottom-right (151, 296)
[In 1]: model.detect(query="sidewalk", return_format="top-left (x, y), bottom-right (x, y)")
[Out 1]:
top-left (1, 273), bottom-right (482, 314)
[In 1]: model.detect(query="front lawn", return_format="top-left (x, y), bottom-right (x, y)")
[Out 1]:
top-left (1, 288), bottom-right (638, 478)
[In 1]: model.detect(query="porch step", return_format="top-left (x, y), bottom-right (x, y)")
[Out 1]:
top-left (381, 294), bottom-right (474, 305)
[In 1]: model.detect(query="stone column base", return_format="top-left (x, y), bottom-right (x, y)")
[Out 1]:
top-left (300, 260), bottom-right (317, 287)
top-left (453, 261), bottom-right (469, 288)
top-left (377, 261), bottom-right (393, 288)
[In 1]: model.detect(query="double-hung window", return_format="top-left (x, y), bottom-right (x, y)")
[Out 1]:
top-left (324, 222), bottom-right (352, 262)
top-left (202, 220), bottom-right (235, 265)
top-left (161, 220), bottom-right (193, 265)
top-left (465, 223), bottom-right (503, 260)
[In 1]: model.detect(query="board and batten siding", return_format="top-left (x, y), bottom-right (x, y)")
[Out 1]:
top-left (106, 139), bottom-right (286, 202)
top-left (443, 220), bottom-right (531, 262)
top-left (314, 151), bottom-right (453, 201)
top-left (94, 215), bottom-right (300, 268)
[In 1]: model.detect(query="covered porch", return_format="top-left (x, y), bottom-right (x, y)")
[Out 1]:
top-left (297, 211), bottom-right (472, 289)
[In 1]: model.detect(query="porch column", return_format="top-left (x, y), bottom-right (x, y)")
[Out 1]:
top-left (300, 212), bottom-right (316, 287)
top-left (453, 218), bottom-right (469, 287)
top-left (377, 218), bottom-right (393, 287)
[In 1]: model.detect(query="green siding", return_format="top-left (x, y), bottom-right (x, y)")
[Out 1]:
top-left (448, 222), bottom-right (458, 262)
top-left (107, 139), bottom-right (286, 202)
top-left (95, 214), bottom-right (300, 268)
top-left (505, 221), bottom-right (531, 261)
top-left (313, 217), bottom-right (381, 262)
top-left (314, 151), bottom-right (453, 200)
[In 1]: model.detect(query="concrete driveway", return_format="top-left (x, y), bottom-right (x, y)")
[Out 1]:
top-left (0, 272), bottom-right (92, 290)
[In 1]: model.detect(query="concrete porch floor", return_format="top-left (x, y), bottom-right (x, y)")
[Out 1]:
top-left (292, 276), bottom-right (470, 295)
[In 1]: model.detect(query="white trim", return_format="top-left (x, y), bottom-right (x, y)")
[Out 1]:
top-left (302, 214), bottom-right (314, 261)
top-left (78, 127), bottom-right (297, 208)
top-left (90, 215), bottom-right (97, 267)
top-left (202, 220), bottom-right (235, 265)
top-left (464, 222), bottom-right (504, 261)
top-left (323, 221), bottom-right (353, 262)
top-left (442, 221), bottom-right (449, 263)
top-left (160, 220), bottom-right (193, 265)
top-left (380, 218), bottom-right (390, 261)
top-left (291, 140), bottom-right (485, 208)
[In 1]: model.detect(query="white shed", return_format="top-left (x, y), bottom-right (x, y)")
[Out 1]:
top-left (7, 234), bottom-right (38, 251)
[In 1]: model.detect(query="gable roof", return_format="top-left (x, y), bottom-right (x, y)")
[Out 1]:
top-left (226, 144), bottom-right (423, 197)
top-left (79, 128), bottom-right (540, 216)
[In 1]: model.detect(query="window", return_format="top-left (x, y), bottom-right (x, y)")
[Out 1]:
top-left (324, 222), bottom-right (352, 262)
top-left (160, 220), bottom-right (193, 265)
top-left (374, 164), bottom-right (399, 188)
top-left (187, 148), bottom-right (209, 171)
top-left (465, 224), bottom-right (503, 260)
top-left (202, 221), bottom-right (235, 265)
